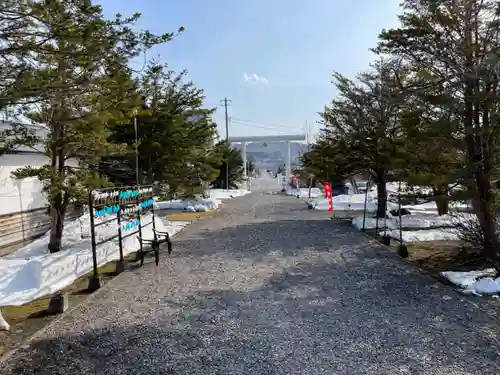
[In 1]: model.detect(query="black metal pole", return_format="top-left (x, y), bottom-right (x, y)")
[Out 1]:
top-left (117, 209), bottom-right (124, 262)
top-left (136, 188), bottom-right (143, 254)
top-left (88, 190), bottom-right (101, 291)
top-left (151, 192), bottom-right (157, 241)
top-left (362, 185), bottom-right (368, 231)
top-left (397, 180), bottom-right (408, 257)
top-left (383, 195), bottom-right (388, 236)
top-left (115, 208), bottom-right (127, 274)
top-left (398, 181), bottom-right (403, 244)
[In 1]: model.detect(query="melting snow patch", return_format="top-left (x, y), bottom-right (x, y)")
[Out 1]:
top-left (208, 188), bottom-right (251, 200)
top-left (350, 208), bottom-right (473, 242)
top-left (0, 213), bottom-right (189, 307)
top-left (382, 228), bottom-right (460, 242)
top-left (403, 201), bottom-right (471, 212)
top-left (312, 193), bottom-right (379, 212)
top-left (0, 310), bottom-right (9, 331)
top-left (154, 188), bottom-right (250, 212)
top-left (441, 269), bottom-right (500, 295)
top-left (155, 198), bottom-right (220, 212)
top-left (286, 188), bottom-right (322, 198)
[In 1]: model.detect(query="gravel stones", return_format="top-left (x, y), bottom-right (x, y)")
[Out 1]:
top-left (2, 193), bottom-right (500, 374)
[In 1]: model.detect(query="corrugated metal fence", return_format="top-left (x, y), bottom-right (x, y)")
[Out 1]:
top-left (0, 207), bottom-right (82, 256)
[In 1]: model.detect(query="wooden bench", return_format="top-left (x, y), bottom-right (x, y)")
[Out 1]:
top-left (137, 229), bottom-right (172, 266)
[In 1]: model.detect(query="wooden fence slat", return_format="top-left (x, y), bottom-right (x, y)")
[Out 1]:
top-left (0, 207), bottom-right (82, 254)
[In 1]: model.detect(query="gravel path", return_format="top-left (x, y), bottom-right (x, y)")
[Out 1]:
top-left (3, 190), bottom-right (500, 374)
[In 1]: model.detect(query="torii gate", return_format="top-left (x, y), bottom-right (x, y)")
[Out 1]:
top-left (227, 134), bottom-right (306, 180)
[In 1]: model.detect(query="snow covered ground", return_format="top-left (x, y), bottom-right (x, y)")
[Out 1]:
top-left (312, 193), bottom-right (379, 212)
top-left (0, 310), bottom-right (8, 330)
top-left (208, 188), bottom-right (251, 200)
top-left (288, 183), bottom-right (500, 296)
top-left (441, 269), bottom-right (500, 295)
top-left (155, 198), bottom-right (220, 212)
top-left (0, 187), bottom-right (250, 321)
top-left (305, 186), bottom-right (472, 242)
top-left (285, 187), bottom-right (323, 199)
top-left (351, 211), bottom-right (475, 242)
top-left (154, 188), bottom-right (251, 212)
top-left (0, 213), bottom-right (189, 308)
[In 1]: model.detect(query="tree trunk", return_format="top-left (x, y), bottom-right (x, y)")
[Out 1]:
top-left (48, 203), bottom-right (64, 253)
top-left (473, 167), bottom-right (499, 265)
top-left (47, 122), bottom-right (66, 253)
top-left (434, 187), bottom-right (449, 216)
top-left (461, 15), bottom-right (500, 266)
top-left (375, 168), bottom-right (387, 218)
top-left (465, 133), bottom-right (499, 266)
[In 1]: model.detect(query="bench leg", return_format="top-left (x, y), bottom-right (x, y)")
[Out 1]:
top-left (153, 244), bottom-right (160, 266)
top-left (140, 249), bottom-right (145, 267)
top-left (167, 236), bottom-right (172, 255)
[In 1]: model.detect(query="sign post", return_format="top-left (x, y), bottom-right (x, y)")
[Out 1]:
top-left (87, 185), bottom-right (155, 291)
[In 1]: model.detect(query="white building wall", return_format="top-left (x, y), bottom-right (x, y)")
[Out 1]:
top-left (0, 153), bottom-right (79, 216)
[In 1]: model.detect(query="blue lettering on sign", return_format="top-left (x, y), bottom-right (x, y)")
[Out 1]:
top-left (95, 205), bottom-right (121, 218)
top-left (138, 199), bottom-right (153, 209)
top-left (121, 219), bottom-right (140, 231)
top-left (119, 190), bottom-right (139, 199)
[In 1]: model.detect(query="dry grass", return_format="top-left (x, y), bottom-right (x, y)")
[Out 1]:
top-left (396, 240), bottom-right (489, 280)
top-left (162, 210), bottom-right (216, 222)
top-left (0, 253), bottom-right (140, 357)
top-left (360, 227), bottom-right (489, 281)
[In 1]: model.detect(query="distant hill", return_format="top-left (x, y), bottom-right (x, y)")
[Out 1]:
top-left (231, 142), bottom-right (309, 171)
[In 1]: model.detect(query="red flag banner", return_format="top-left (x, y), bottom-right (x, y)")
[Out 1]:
top-left (322, 182), bottom-right (333, 212)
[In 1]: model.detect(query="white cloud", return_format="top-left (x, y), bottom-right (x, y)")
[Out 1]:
top-left (243, 72), bottom-right (268, 84)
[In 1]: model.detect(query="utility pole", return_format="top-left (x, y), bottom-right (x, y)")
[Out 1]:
top-left (220, 98), bottom-right (232, 190)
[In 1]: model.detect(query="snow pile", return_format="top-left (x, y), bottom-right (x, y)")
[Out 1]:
top-left (351, 212), bottom-right (475, 242)
top-left (403, 201), bottom-right (471, 213)
top-left (340, 195), bottom-right (473, 242)
top-left (441, 269), bottom-right (500, 295)
top-left (208, 188), bottom-right (251, 200)
top-left (386, 182), bottom-right (433, 196)
top-left (155, 197), bottom-right (221, 212)
top-left (0, 310), bottom-right (8, 331)
top-left (312, 193), bottom-right (379, 212)
top-left (286, 188), bottom-right (322, 198)
top-left (352, 213), bottom-right (475, 231)
top-left (154, 188), bottom-right (251, 212)
top-left (381, 228), bottom-right (460, 242)
top-left (0, 213), bottom-right (189, 307)
top-left (352, 213), bottom-right (462, 242)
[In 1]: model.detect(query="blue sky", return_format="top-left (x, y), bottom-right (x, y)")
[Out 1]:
top-left (99, 0), bottom-right (401, 140)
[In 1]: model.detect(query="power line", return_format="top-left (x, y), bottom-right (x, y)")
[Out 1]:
top-left (230, 117), bottom-right (301, 131)
top-left (230, 120), bottom-right (291, 134)
top-left (230, 120), bottom-right (306, 136)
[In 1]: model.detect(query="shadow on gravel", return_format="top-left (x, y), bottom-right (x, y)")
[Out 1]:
top-left (4, 208), bottom-right (500, 374)
top-left (4, 259), bottom-right (500, 374)
top-left (174, 218), bottom-right (371, 262)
